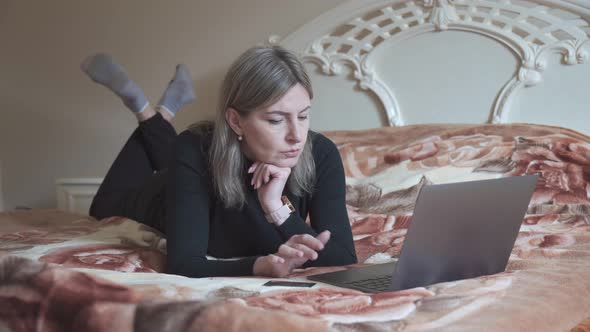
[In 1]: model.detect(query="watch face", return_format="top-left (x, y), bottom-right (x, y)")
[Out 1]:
top-left (281, 195), bottom-right (295, 213)
top-left (286, 202), bottom-right (295, 213)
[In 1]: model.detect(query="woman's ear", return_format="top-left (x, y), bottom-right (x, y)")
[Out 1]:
top-left (225, 108), bottom-right (243, 136)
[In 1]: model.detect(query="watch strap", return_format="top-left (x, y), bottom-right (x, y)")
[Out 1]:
top-left (265, 196), bottom-right (295, 225)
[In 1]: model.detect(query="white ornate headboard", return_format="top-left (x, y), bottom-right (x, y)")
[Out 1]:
top-left (276, 0), bottom-right (590, 134)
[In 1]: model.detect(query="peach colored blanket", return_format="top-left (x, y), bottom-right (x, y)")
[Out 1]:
top-left (2, 124), bottom-right (590, 332)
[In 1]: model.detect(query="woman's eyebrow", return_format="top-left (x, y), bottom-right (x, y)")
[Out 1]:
top-left (267, 106), bottom-right (311, 115)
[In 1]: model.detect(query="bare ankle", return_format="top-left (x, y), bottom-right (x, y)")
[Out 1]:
top-left (135, 106), bottom-right (157, 122)
top-left (157, 108), bottom-right (174, 123)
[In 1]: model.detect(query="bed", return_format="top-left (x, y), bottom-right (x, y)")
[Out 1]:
top-left (2, 0), bottom-right (590, 331)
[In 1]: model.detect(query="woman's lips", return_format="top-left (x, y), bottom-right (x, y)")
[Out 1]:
top-left (282, 149), bottom-right (301, 158)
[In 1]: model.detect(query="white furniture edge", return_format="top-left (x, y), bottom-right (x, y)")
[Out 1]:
top-left (275, 0), bottom-right (590, 127)
top-left (56, 178), bottom-right (102, 214)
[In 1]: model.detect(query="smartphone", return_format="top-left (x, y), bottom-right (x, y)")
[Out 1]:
top-left (263, 280), bottom-right (316, 288)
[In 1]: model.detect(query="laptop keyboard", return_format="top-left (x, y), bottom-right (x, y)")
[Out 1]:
top-left (345, 275), bottom-right (392, 292)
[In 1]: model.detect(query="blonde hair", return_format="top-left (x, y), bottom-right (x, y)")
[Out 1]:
top-left (193, 45), bottom-right (315, 209)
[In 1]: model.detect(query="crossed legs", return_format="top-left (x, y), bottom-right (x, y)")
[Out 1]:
top-left (83, 54), bottom-right (196, 224)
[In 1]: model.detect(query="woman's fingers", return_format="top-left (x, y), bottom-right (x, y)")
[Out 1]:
top-left (252, 164), bottom-right (265, 189)
top-left (269, 254), bottom-right (285, 264)
top-left (278, 244), bottom-right (304, 258)
top-left (316, 230), bottom-right (331, 246)
top-left (263, 166), bottom-right (271, 185)
top-left (252, 166), bottom-right (261, 188)
top-left (249, 162), bottom-right (292, 189)
top-left (258, 165), bottom-right (269, 189)
top-left (289, 234), bottom-right (325, 251)
top-left (265, 232), bottom-right (333, 277)
top-left (248, 162), bottom-right (259, 175)
top-left (251, 164), bottom-right (271, 189)
top-left (256, 165), bottom-right (267, 189)
top-left (255, 251), bottom-right (305, 277)
top-left (266, 164), bottom-right (291, 181)
top-left (249, 162), bottom-right (259, 186)
top-left (279, 242), bottom-right (319, 260)
top-left (269, 241), bottom-right (322, 277)
top-left (291, 243), bottom-right (318, 260)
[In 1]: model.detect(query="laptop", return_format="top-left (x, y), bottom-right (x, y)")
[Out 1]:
top-left (308, 175), bottom-right (538, 293)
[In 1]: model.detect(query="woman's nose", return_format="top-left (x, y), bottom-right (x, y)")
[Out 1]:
top-left (287, 122), bottom-right (302, 143)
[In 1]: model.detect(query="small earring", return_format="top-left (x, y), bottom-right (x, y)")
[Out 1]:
top-left (238, 135), bottom-right (243, 141)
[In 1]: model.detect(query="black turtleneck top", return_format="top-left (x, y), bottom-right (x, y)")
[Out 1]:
top-left (161, 129), bottom-right (357, 278)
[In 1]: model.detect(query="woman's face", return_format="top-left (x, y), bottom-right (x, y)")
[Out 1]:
top-left (228, 83), bottom-right (311, 168)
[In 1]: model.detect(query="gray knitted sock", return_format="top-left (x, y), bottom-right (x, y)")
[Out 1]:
top-left (81, 53), bottom-right (149, 113)
top-left (157, 64), bottom-right (196, 117)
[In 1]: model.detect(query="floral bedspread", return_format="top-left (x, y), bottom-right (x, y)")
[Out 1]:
top-left (2, 123), bottom-right (590, 332)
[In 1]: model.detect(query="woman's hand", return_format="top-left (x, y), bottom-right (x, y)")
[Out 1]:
top-left (253, 231), bottom-right (331, 278)
top-left (248, 162), bottom-right (291, 214)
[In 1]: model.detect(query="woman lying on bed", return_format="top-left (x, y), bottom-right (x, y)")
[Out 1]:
top-left (82, 45), bottom-right (357, 278)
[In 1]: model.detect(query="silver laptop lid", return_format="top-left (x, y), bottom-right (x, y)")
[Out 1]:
top-left (390, 175), bottom-right (538, 291)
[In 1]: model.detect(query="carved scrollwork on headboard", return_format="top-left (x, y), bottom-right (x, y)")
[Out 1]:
top-left (275, 0), bottom-right (590, 127)
top-left (424, 0), bottom-right (460, 30)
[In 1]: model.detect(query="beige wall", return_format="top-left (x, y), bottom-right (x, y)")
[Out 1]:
top-left (0, 0), bottom-right (345, 209)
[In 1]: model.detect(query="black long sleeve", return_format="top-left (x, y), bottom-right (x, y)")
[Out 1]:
top-left (276, 135), bottom-right (357, 267)
top-left (165, 131), bottom-right (260, 277)
top-left (164, 130), bottom-right (356, 278)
